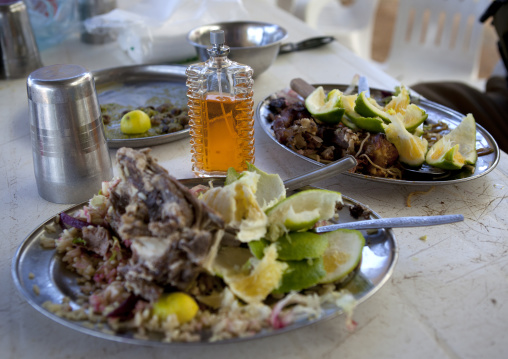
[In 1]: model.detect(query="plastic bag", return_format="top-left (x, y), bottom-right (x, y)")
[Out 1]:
top-left (26, 0), bottom-right (79, 50)
top-left (84, 0), bottom-right (250, 64)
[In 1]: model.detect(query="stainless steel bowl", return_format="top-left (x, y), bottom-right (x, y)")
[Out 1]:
top-left (187, 21), bottom-right (288, 77)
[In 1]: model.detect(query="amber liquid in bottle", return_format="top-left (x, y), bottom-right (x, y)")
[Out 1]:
top-left (196, 93), bottom-right (254, 173)
top-left (186, 30), bottom-right (255, 177)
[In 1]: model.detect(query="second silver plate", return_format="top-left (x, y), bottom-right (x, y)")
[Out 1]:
top-left (93, 64), bottom-right (189, 148)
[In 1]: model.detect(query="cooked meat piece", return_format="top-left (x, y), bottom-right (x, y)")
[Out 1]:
top-left (267, 97), bottom-right (287, 115)
top-left (320, 146), bottom-right (336, 161)
top-left (108, 148), bottom-right (224, 301)
top-left (361, 133), bottom-right (399, 176)
top-left (363, 133), bottom-right (399, 167)
top-left (82, 226), bottom-right (111, 257)
top-left (331, 127), bottom-right (360, 154)
top-left (272, 102), bottom-right (312, 142)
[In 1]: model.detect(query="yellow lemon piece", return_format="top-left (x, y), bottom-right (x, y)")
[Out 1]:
top-left (426, 113), bottom-right (477, 169)
top-left (246, 163), bottom-right (286, 210)
top-left (385, 113), bottom-right (428, 167)
top-left (152, 292), bottom-right (199, 324)
top-left (402, 104), bottom-right (428, 133)
top-left (384, 85), bottom-right (411, 113)
top-left (201, 171), bottom-right (268, 242)
top-left (265, 189), bottom-right (343, 241)
top-left (120, 110), bottom-right (151, 134)
top-left (213, 245), bottom-right (287, 304)
top-left (355, 87), bottom-right (427, 132)
top-left (305, 87), bottom-right (345, 124)
top-left (318, 229), bottom-right (365, 284)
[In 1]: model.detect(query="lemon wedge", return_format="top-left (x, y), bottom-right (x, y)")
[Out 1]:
top-left (355, 87), bottom-right (427, 132)
top-left (385, 113), bottom-right (428, 167)
top-left (341, 94), bottom-right (386, 133)
top-left (201, 171), bottom-right (267, 242)
top-left (305, 87), bottom-right (345, 124)
top-left (425, 113), bottom-right (477, 169)
top-left (213, 245), bottom-right (287, 304)
top-left (265, 189), bottom-right (342, 241)
top-left (273, 257), bottom-right (326, 294)
top-left (354, 91), bottom-right (390, 122)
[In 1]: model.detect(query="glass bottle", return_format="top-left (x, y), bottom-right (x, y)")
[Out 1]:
top-left (186, 30), bottom-right (255, 177)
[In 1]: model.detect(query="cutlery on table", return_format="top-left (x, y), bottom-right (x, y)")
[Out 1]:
top-left (313, 214), bottom-right (464, 233)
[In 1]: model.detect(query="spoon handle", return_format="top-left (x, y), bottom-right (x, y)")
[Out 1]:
top-left (313, 214), bottom-right (464, 232)
top-left (283, 155), bottom-right (357, 192)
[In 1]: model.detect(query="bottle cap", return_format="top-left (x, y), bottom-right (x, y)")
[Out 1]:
top-left (208, 30), bottom-right (229, 57)
top-left (210, 30), bottom-right (225, 45)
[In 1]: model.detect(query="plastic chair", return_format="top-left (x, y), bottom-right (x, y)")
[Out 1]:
top-left (289, 0), bottom-right (380, 59)
top-left (381, 0), bottom-right (491, 88)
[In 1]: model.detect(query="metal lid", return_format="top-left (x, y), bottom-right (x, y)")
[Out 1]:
top-left (27, 64), bottom-right (96, 104)
top-left (208, 30), bottom-right (229, 57)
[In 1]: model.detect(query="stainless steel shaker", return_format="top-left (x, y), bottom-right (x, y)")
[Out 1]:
top-left (0, 0), bottom-right (42, 79)
top-left (27, 64), bottom-right (113, 204)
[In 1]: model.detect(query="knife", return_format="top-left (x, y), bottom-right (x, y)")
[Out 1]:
top-left (313, 214), bottom-right (464, 233)
top-left (279, 36), bottom-right (335, 54)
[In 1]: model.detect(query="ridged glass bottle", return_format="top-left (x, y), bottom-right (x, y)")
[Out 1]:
top-left (186, 30), bottom-right (255, 177)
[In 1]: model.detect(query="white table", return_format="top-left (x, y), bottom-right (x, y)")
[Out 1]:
top-left (1, 2), bottom-right (507, 359)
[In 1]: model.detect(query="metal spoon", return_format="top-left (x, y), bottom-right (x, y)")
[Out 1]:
top-left (178, 155), bottom-right (357, 190)
top-left (284, 155), bottom-right (356, 191)
top-left (401, 163), bottom-right (450, 179)
top-left (313, 214), bottom-right (464, 232)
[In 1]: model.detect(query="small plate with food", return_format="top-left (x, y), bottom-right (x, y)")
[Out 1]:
top-left (256, 81), bottom-right (500, 185)
top-left (93, 65), bottom-right (190, 148)
top-left (12, 148), bottom-right (397, 345)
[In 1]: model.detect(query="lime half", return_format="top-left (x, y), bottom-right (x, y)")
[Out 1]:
top-left (318, 229), bottom-right (365, 284)
top-left (305, 87), bottom-right (345, 124)
top-left (265, 189), bottom-right (342, 241)
top-left (273, 257), bottom-right (326, 294)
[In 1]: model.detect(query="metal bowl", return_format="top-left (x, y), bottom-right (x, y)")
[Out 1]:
top-left (187, 21), bottom-right (288, 77)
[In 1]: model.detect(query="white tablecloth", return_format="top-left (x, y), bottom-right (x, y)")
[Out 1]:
top-left (1, 2), bottom-right (507, 358)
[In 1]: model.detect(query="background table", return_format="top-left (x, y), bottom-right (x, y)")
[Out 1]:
top-left (1, 2), bottom-right (507, 359)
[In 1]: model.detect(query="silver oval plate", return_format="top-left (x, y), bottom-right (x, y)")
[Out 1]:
top-left (12, 180), bottom-right (397, 346)
top-left (256, 84), bottom-right (500, 186)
